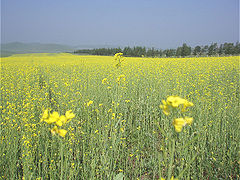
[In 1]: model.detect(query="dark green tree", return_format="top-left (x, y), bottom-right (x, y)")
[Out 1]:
top-left (176, 47), bottom-right (182, 57)
top-left (223, 43), bottom-right (235, 55)
top-left (234, 42), bottom-right (240, 54)
top-left (207, 43), bottom-right (218, 56)
top-left (193, 46), bottom-right (201, 56)
top-left (181, 43), bottom-right (191, 57)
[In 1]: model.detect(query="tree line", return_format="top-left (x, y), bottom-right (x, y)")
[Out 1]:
top-left (73, 42), bottom-right (240, 57)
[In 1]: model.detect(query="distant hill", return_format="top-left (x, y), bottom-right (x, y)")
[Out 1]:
top-left (0, 42), bottom-right (77, 57)
top-left (0, 42), bottom-right (121, 57)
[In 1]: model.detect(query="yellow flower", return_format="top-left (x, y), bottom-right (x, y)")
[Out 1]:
top-left (42, 109), bottom-right (49, 119)
top-left (118, 168), bottom-right (123, 172)
top-left (45, 111), bottom-right (59, 124)
top-left (114, 52), bottom-right (123, 59)
top-left (51, 126), bottom-right (68, 137)
top-left (65, 110), bottom-right (75, 120)
top-left (114, 52), bottom-right (124, 67)
top-left (184, 117), bottom-right (193, 125)
top-left (160, 96), bottom-right (193, 115)
top-left (57, 129), bottom-right (68, 137)
top-left (172, 117), bottom-right (193, 132)
top-left (167, 96), bottom-right (186, 108)
top-left (87, 100), bottom-right (93, 107)
top-left (41, 109), bottom-right (49, 122)
top-left (182, 101), bottom-right (194, 112)
top-left (159, 104), bottom-right (170, 116)
top-left (102, 78), bottom-right (108, 84)
top-left (117, 74), bottom-right (126, 84)
top-left (172, 118), bottom-right (186, 132)
top-left (51, 126), bottom-right (58, 135)
top-left (55, 115), bottom-right (66, 126)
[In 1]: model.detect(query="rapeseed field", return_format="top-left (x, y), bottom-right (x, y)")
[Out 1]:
top-left (0, 53), bottom-right (239, 179)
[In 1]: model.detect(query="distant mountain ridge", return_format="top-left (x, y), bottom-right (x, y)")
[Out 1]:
top-left (0, 42), bottom-right (120, 57)
top-left (0, 42), bottom-right (77, 57)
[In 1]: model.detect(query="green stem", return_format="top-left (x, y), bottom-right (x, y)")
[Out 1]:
top-left (60, 138), bottom-right (64, 180)
top-left (167, 138), bottom-right (175, 180)
top-left (158, 151), bottom-right (162, 179)
top-left (176, 153), bottom-right (198, 179)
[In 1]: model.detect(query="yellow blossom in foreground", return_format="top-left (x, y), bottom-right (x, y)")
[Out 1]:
top-left (51, 126), bottom-right (68, 137)
top-left (160, 96), bottom-right (193, 115)
top-left (160, 99), bottom-right (170, 115)
top-left (172, 117), bottom-right (193, 132)
top-left (184, 117), bottom-right (193, 125)
top-left (102, 78), bottom-right (108, 84)
top-left (45, 111), bottom-right (59, 124)
top-left (182, 101), bottom-right (194, 112)
top-left (65, 110), bottom-right (75, 120)
top-left (172, 118), bottom-right (186, 132)
top-left (167, 96), bottom-right (186, 108)
top-left (55, 115), bottom-right (66, 126)
top-left (87, 100), bottom-right (93, 107)
top-left (41, 109), bottom-right (75, 137)
top-left (41, 109), bottom-right (49, 120)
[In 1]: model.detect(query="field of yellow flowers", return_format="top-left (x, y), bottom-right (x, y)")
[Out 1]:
top-left (0, 53), bottom-right (239, 179)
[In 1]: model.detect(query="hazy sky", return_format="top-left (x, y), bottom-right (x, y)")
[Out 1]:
top-left (1, 0), bottom-right (239, 48)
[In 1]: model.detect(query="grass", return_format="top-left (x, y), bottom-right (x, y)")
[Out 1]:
top-left (0, 53), bottom-right (239, 179)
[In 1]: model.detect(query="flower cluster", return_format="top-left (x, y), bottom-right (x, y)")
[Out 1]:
top-left (160, 96), bottom-right (194, 133)
top-left (41, 109), bottom-right (75, 137)
top-left (172, 117), bottom-right (193, 132)
top-left (87, 100), bottom-right (93, 107)
top-left (114, 52), bottom-right (124, 68)
top-left (102, 78), bottom-right (108, 85)
top-left (160, 96), bottom-right (193, 116)
top-left (117, 74), bottom-right (126, 85)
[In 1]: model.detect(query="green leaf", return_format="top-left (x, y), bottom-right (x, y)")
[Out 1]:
top-left (114, 173), bottom-right (124, 180)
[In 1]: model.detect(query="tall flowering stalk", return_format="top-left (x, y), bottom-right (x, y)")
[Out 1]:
top-left (114, 52), bottom-right (124, 68)
top-left (41, 109), bottom-right (75, 137)
top-left (41, 109), bottom-right (75, 179)
top-left (160, 96), bottom-right (194, 132)
top-left (159, 96), bottom-right (194, 180)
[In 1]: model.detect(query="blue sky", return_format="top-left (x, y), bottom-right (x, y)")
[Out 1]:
top-left (1, 0), bottom-right (239, 48)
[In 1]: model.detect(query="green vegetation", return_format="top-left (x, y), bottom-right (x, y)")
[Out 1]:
top-left (0, 54), bottom-right (239, 179)
top-left (74, 42), bottom-right (240, 57)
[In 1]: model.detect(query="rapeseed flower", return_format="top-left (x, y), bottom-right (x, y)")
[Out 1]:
top-left (114, 52), bottom-right (123, 59)
top-left (65, 110), bottom-right (75, 120)
top-left (182, 101), bottom-right (194, 112)
top-left (41, 109), bottom-right (75, 137)
top-left (102, 78), bottom-right (108, 84)
top-left (167, 96), bottom-right (186, 108)
top-left (51, 126), bottom-right (68, 137)
top-left (87, 100), bottom-right (93, 107)
top-left (172, 117), bottom-right (193, 132)
top-left (114, 52), bottom-right (124, 67)
top-left (117, 74), bottom-right (126, 84)
top-left (160, 96), bottom-right (193, 115)
top-left (159, 100), bottom-right (170, 115)
top-left (40, 109), bottom-right (49, 122)
top-left (45, 111), bottom-right (59, 124)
